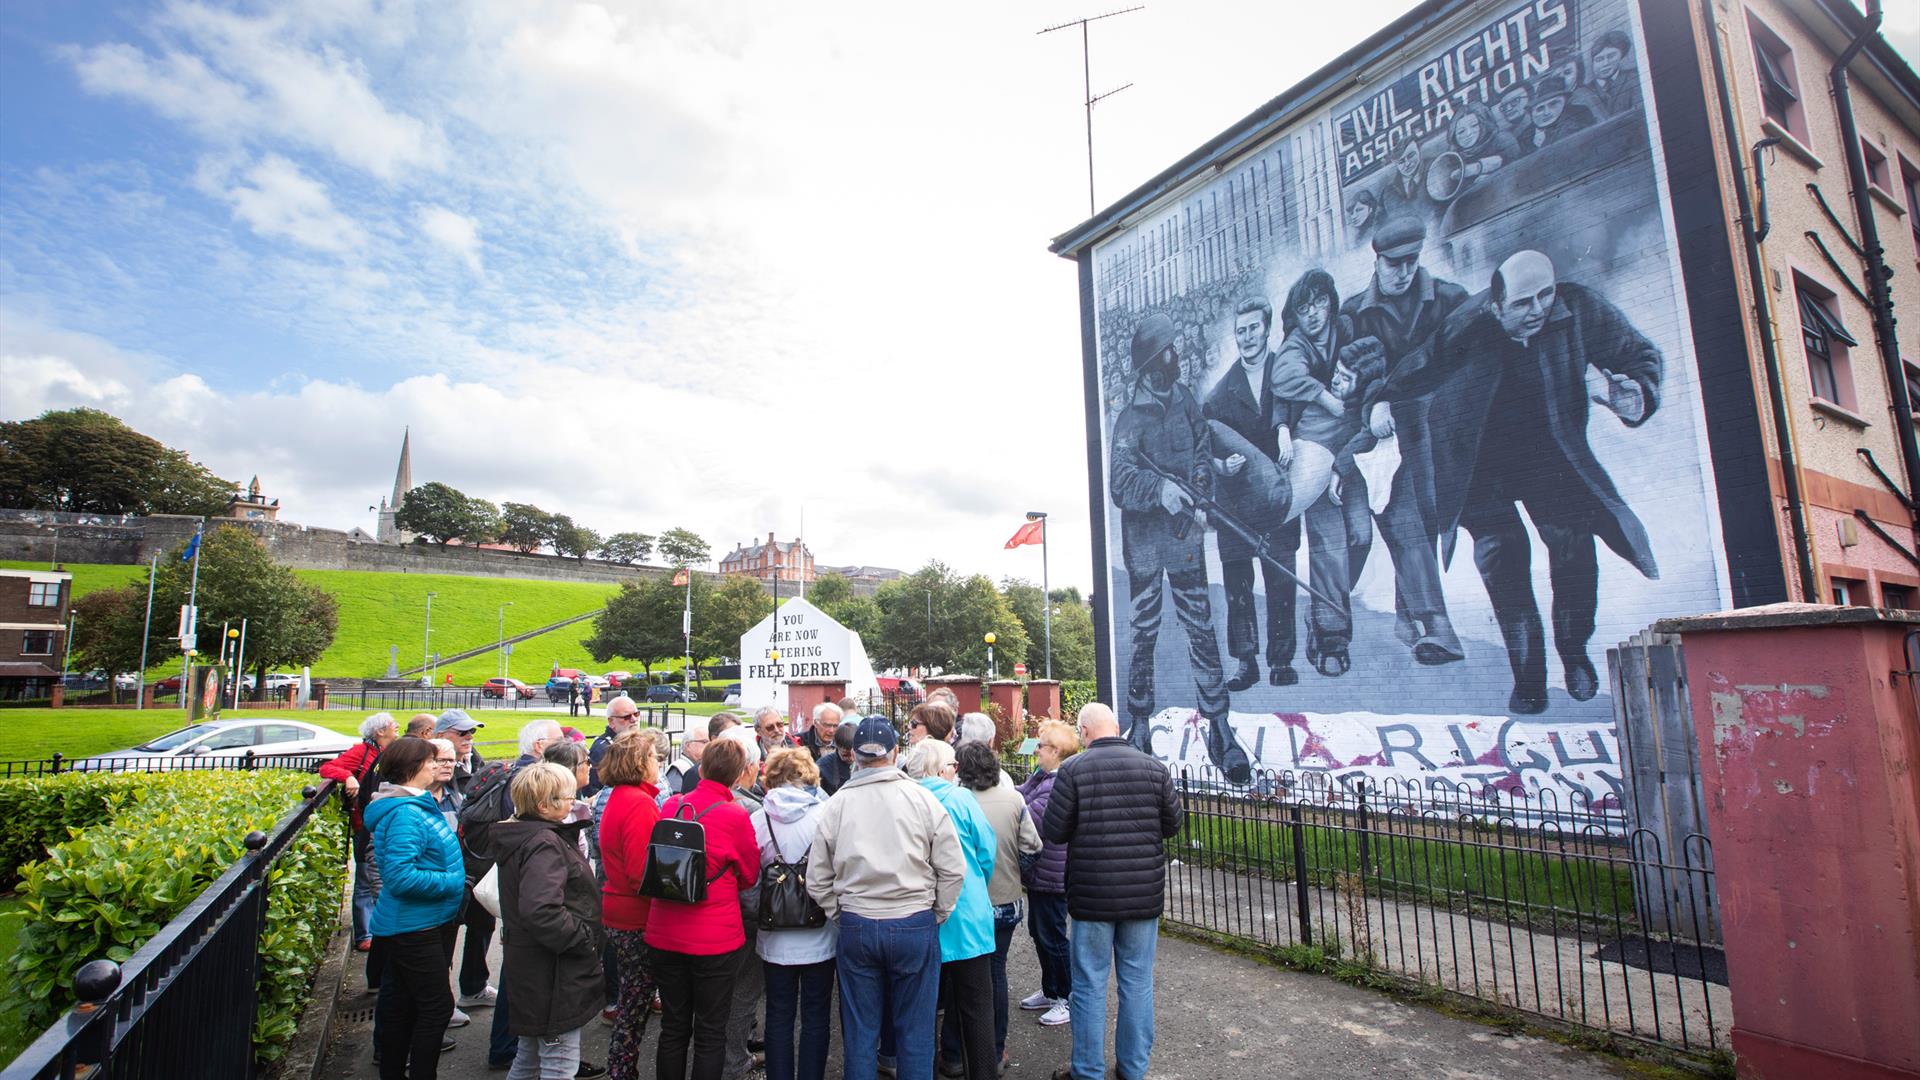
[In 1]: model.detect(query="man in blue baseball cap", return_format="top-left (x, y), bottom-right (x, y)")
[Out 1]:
top-left (807, 713), bottom-right (964, 1080)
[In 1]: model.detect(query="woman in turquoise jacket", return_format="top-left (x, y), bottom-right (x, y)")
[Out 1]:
top-left (905, 739), bottom-right (998, 1080)
top-left (364, 736), bottom-right (467, 1080)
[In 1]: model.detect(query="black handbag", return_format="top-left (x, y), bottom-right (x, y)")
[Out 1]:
top-left (639, 801), bottom-right (722, 904)
top-left (756, 817), bottom-right (827, 931)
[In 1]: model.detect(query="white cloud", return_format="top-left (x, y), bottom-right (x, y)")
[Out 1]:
top-left (416, 206), bottom-right (481, 273)
top-left (197, 154), bottom-right (365, 253)
top-left (65, 2), bottom-right (443, 180)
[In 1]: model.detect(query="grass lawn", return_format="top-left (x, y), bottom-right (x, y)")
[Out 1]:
top-left (0, 703), bottom-right (737, 762)
top-left (3, 562), bottom-right (730, 684)
top-left (0, 898), bottom-right (31, 1065)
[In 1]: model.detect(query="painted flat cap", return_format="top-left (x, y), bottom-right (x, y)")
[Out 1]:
top-left (1372, 215), bottom-right (1428, 258)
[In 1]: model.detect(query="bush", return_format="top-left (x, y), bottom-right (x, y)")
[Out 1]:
top-left (1061, 679), bottom-right (1098, 720)
top-left (0, 772), bottom-right (174, 888)
top-left (2, 771), bottom-right (346, 1064)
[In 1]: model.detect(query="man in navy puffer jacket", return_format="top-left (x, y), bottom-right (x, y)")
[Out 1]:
top-left (1040, 704), bottom-right (1182, 1080)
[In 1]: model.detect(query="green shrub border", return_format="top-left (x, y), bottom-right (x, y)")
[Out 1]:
top-left (1, 771), bottom-right (346, 1067)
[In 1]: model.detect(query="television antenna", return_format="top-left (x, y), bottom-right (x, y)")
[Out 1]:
top-left (1038, 6), bottom-right (1144, 215)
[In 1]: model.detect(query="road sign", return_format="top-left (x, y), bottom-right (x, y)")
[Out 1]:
top-left (1013, 663), bottom-right (1028, 677)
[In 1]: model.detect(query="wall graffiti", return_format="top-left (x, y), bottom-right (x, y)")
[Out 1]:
top-left (1087, 0), bottom-right (1727, 804)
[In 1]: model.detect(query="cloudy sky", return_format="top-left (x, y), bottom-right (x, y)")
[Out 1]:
top-left (3, 1), bottom-right (1915, 593)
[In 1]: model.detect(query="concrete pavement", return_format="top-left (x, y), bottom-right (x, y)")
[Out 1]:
top-left (316, 919), bottom-right (1637, 1079)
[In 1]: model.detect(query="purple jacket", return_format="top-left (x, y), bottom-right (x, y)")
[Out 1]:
top-left (1019, 768), bottom-right (1068, 895)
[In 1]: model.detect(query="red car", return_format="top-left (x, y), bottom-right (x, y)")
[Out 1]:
top-left (483, 677), bottom-right (536, 699)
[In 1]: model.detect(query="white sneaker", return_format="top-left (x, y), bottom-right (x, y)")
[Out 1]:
top-left (1038, 1000), bottom-right (1070, 1026)
top-left (456, 986), bottom-right (498, 1009)
top-left (447, 1007), bottom-right (471, 1029)
top-left (1018, 991), bottom-right (1051, 1011)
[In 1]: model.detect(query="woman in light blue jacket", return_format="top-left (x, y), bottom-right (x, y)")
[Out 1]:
top-left (904, 739), bottom-right (997, 1080)
top-left (751, 748), bottom-right (839, 1080)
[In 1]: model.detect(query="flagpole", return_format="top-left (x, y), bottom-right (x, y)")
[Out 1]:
top-left (682, 568), bottom-right (693, 705)
top-left (136, 554), bottom-right (156, 709)
top-left (180, 520), bottom-right (204, 701)
top-left (1024, 512), bottom-right (1052, 680)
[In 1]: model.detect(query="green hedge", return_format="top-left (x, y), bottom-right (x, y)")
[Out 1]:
top-left (0, 772), bottom-right (175, 888)
top-left (1061, 680), bottom-right (1097, 720)
top-left (1, 771), bottom-right (346, 1065)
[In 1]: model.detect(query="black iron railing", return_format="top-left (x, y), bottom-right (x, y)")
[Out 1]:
top-left (3, 780), bottom-right (338, 1080)
top-left (1160, 766), bottom-right (1725, 1058)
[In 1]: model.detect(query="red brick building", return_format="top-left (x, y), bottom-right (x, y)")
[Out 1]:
top-left (720, 532), bottom-right (814, 584)
top-left (0, 568), bottom-right (71, 700)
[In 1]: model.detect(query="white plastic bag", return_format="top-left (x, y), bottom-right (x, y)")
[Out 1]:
top-left (473, 864), bottom-right (501, 918)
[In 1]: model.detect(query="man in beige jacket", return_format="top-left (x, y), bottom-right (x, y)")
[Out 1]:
top-left (807, 716), bottom-right (962, 1080)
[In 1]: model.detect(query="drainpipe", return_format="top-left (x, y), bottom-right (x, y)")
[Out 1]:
top-left (1699, 0), bottom-right (1820, 601)
top-left (1830, 0), bottom-right (1920, 512)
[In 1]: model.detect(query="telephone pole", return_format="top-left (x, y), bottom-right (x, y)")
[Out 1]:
top-left (1038, 6), bottom-right (1143, 214)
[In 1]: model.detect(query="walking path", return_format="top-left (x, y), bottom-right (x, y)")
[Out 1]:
top-left (316, 921), bottom-right (1639, 1078)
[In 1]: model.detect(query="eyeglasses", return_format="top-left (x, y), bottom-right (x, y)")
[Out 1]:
top-left (910, 720), bottom-right (926, 730)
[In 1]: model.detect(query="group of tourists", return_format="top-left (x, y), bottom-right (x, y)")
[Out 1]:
top-left (322, 687), bottom-right (1182, 1080)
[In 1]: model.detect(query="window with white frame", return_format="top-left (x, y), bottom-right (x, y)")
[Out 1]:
top-left (26, 581), bottom-right (60, 607)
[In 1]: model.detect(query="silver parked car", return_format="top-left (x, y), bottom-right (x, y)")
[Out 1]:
top-left (78, 718), bottom-right (358, 771)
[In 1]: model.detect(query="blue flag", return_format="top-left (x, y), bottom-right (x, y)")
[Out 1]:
top-left (181, 532), bottom-right (200, 563)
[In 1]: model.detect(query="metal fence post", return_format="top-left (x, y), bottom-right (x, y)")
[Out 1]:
top-left (1356, 786), bottom-right (1371, 872)
top-left (49, 751), bottom-right (63, 775)
top-left (1289, 800), bottom-right (1312, 946)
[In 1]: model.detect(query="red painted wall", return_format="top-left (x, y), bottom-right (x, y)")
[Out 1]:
top-left (1673, 607), bottom-right (1920, 1079)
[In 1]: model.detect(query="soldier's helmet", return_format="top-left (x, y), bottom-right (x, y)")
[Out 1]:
top-left (1130, 312), bottom-right (1180, 390)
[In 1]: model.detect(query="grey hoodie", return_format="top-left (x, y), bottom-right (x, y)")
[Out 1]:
top-left (806, 765), bottom-right (963, 922)
top-left (751, 785), bottom-right (838, 964)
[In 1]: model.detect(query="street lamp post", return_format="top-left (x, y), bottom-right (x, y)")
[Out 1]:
top-left (1026, 511), bottom-right (1051, 680)
top-left (985, 632), bottom-right (996, 681)
top-left (225, 626), bottom-right (241, 708)
top-left (498, 602), bottom-right (514, 681)
top-left (423, 592), bottom-right (437, 687)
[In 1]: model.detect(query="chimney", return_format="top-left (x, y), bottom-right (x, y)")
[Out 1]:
top-left (767, 531), bottom-right (775, 546)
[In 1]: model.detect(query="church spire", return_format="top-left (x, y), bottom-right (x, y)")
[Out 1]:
top-left (390, 427), bottom-right (413, 509)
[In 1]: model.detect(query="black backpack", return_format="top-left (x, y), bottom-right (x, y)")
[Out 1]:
top-left (756, 816), bottom-right (826, 931)
top-left (456, 761), bottom-right (521, 861)
top-left (640, 799), bottom-right (729, 904)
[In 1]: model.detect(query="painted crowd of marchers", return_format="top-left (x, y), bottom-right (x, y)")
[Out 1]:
top-left (1090, 0), bottom-right (1728, 807)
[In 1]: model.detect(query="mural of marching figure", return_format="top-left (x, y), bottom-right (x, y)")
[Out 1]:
top-left (1088, 0), bottom-right (1729, 806)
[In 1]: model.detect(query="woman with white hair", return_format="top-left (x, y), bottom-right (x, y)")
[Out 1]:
top-left (905, 739), bottom-right (998, 1080)
top-left (321, 712), bottom-right (401, 952)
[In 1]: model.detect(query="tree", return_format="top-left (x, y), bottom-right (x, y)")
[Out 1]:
top-left (72, 586), bottom-right (151, 695)
top-left (395, 482), bottom-right (497, 546)
top-left (693, 575), bottom-right (773, 664)
top-left (71, 526), bottom-right (337, 694)
top-left (869, 562), bottom-right (1029, 675)
top-left (581, 578), bottom-right (682, 683)
top-left (1002, 578), bottom-right (1095, 680)
top-left (0, 408), bottom-right (231, 516)
top-left (552, 523), bottom-right (602, 560)
top-left (656, 527), bottom-right (711, 568)
top-left (498, 503), bottom-right (555, 553)
top-left (807, 572), bottom-right (853, 610)
top-left (601, 532), bottom-right (655, 565)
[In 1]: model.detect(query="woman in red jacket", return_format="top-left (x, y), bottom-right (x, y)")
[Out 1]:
top-left (597, 729), bottom-right (668, 1080)
top-left (644, 736), bottom-right (761, 1080)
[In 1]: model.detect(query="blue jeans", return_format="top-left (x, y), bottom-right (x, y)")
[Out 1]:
top-left (1027, 893), bottom-right (1071, 1000)
top-left (1069, 918), bottom-right (1158, 1080)
top-left (837, 910), bottom-right (940, 1080)
top-left (351, 828), bottom-right (377, 942)
top-left (488, 979), bottom-right (515, 1067)
top-left (764, 958), bottom-right (835, 1080)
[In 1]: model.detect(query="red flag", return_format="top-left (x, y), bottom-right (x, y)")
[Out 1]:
top-left (672, 568), bottom-right (689, 586)
top-left (1004, 519), bottom-right (1044, 549)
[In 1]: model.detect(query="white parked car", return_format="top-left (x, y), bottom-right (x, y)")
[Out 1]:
top-left (261, 673), bottom-right (300, 690)
top-left (77, 719), bottom-right (357, 771)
